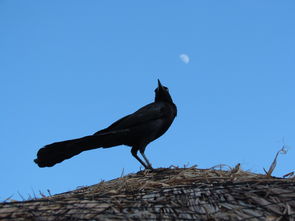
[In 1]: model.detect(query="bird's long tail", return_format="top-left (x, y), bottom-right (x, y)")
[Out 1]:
top-left (34, 130), bottom-right (128, 167)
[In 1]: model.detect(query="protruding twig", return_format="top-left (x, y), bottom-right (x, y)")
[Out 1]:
top-left (264, 146), bottom-right (288, 177)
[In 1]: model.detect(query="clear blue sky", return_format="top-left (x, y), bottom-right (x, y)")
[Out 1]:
top-left (1, 1), bottom-right (294, 201)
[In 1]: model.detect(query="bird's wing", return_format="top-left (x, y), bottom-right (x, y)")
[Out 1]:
top-left (95, 102), bottom-right (167, 134)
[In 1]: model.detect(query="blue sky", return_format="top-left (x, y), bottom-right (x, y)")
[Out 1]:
top-left (1, 1), bottom-right (294, 201)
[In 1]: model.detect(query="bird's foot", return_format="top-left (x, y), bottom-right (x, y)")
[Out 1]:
top-left (145, 164), bottom-right (153, 171)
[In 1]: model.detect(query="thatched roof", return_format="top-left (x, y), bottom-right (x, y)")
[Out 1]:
top-left (1, 166), bottom-right (295, 220)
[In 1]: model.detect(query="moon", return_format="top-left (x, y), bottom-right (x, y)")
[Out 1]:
top-left (179, 54), bottom-right (190, 64)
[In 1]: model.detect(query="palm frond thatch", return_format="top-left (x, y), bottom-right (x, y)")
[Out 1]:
top-left (1, 166), bottom-right (295, 220)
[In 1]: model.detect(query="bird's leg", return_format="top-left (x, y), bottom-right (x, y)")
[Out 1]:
top-left (131, 147), bottom-right (148, 169)
top-left (140, 151), bottom-right (153, 170)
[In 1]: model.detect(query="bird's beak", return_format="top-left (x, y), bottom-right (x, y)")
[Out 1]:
top-left (158, 79), bottom-right (163, 89)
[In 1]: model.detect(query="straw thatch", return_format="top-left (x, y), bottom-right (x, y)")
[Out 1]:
top-left (1, 166), bottom-right (295, 220)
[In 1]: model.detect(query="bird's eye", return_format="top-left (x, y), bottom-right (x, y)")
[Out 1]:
top-left (155, 87), bottom-right (168, 92)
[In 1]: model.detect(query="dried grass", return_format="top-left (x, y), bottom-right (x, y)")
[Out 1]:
top-left (1, 166), bottom-right (294, 220)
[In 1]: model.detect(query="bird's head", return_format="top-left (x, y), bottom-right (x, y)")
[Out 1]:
top-left (154, 79), bottom-right (173, 103)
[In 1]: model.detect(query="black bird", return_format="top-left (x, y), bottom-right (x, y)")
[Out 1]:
top-left (34, 80), bottom-right (177, 169)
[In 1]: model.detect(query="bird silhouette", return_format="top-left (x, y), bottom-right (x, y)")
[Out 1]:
top-left (34, 80), bottom-right (177, 169)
